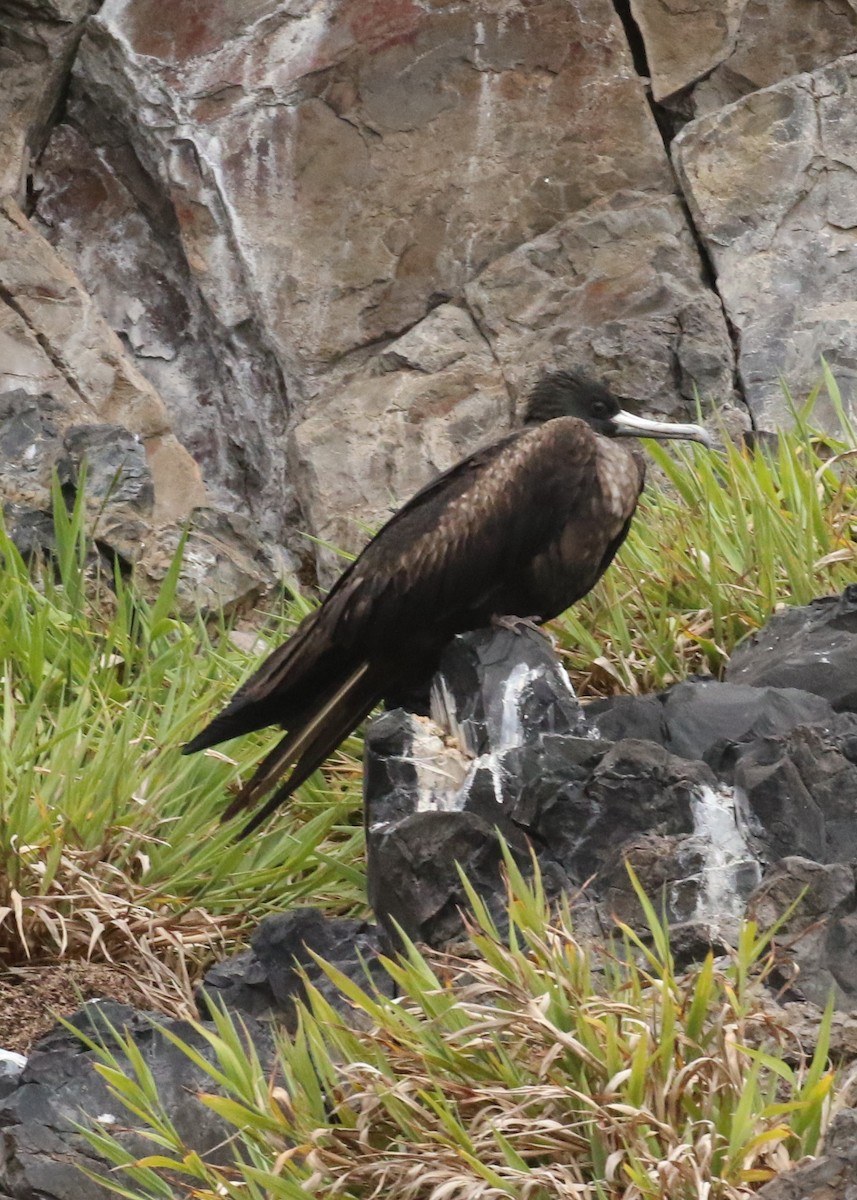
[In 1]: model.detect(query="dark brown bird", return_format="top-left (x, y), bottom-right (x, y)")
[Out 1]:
top-left (184, 371), bottom-right (710, 835)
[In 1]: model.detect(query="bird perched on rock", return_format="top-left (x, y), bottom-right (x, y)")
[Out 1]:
top-left (185, 371), bottom-right (710, 834)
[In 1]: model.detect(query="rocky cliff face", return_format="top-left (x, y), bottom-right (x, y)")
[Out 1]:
top-left (3, 0), bottom-right (857, 591)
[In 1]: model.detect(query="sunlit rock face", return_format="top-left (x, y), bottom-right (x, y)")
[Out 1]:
top-left (71, 0), bottom-right (672, 377)
top-left (674, 55), bottom-right (857, 431)
top-left (25, 0), bottom-right (737, 579)
top-left (10, 0), bottom-right (857, 582)
top-left (630, 0), bottom-right (857, 113)
top-left (466, 193), bottom-right (735, 419)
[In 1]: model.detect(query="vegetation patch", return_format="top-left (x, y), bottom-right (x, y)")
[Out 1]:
top-left (0, 487), bottom-right (365, 991)
top-left (81, 860), bottom-right (833, 1200)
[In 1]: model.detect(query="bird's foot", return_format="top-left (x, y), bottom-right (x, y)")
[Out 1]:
top-left (491, 613), bottom-right (545, 638)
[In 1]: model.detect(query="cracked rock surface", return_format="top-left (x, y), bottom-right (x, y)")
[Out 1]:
top-left (7, 0), bottom-right (857, 577)
top-left (674, 54), bottom-right (857, 429)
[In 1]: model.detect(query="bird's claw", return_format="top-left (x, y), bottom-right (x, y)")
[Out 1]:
top-left (491, 613), bottom-right (545, 637)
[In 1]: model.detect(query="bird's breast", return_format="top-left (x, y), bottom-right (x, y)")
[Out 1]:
top-left (594, 441), bottom-right (644, 531)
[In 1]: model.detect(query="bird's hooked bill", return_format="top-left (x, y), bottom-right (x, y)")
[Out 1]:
top-left (611, 409), bottom-right (713, 447)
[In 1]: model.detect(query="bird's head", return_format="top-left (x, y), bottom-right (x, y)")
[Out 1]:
top-left (524, 371), bottom-right (712, 447)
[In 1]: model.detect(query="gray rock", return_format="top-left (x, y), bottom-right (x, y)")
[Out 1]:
top-left (726, 586), bottom-right (857, 711)
top-left (674, 56), bottom-right (857, 430)
top-left (587, 677), bottom-right (837, 762)
top-left (0, 1054), bottom-right (26, 1105)
top-left (2, 504), bottom-right (59, 562)
top-left (368, 808), bottom-right (568, 947)
top-left (0, 197), bottom-right (204, 516)
top-left (364, 708), bottom-right (478, 832)
top-left (536, 739), bottom-right (705, 880)
top-left (601, 835), bottom-right (714, 931)
top-left (731, 724), bottom-right (857, 864)
top-left (0, 391), bottom-right (64, 511)
top-left (751, 858), bottom-right (857, 1011)
top-left (0, 1001), bottom-right (276, 1200)
top-left (62, 424), bottom-right (154, 516)
top-left (0, 199), bottom-right (269, 601)
top-left (0, 1054), bottom-right (25, 1082)
top-left (54, 0), bottom-right (733, 581)
top-left (772, 998), bottom-right (857, 1066)
top-left (756, 1107), bottom-right (857, 1200)
top-left (137, 508), bottom-right (276, 616)
top-left (630, 0), bottom-right (857, 112)
top-left (199, 908), bottom-right (392, 1027)
top-left (0, 373), bottom-right (274, 608)
top-left (466, 192), bottom-right (735, 415)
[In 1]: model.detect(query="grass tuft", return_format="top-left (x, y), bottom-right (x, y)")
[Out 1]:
top-left (0, 492), bottom-right (365, 991)
top-left (81, 858), bottom-right (834, 1200)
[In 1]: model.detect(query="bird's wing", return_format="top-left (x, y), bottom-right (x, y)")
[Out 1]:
top-left (319, 424), bottom-right (601, 641)
top-left (185, 421), bottom-right (601, 756)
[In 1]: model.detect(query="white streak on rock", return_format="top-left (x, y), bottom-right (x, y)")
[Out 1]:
top-left (498, 661), bottom-right (540, 751)
top-left (410, 720), bottom-right (469, 814)
top-left (690, 783), bottom-right (761, 921)
top-left (431, 675), bottom-right (470, 754)
top-left (0, 1048), bottom-right (27, 1077)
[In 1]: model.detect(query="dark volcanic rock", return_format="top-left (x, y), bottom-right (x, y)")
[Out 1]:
top-left (61, 424), bottom-right (154, 516)
top-left (0, 392), bottom-right (64, 505)
top-left (0, 1001), bottom-right (275, 1200)
top-left (368, 808), bottom-right (569, 946)
top-left (726, 587), bottom-right (857, 712)
top-left (2, 504), bottom-right (60, 561)
top-left (587, 677), bottom-right (837, 762)
top-left (0, 1055), bottom-right (25, 1105)
top-left (730, 724), bottom-right (857, 865)
top-left (756, 1107), bottom-right (857, 1200)
top-left (366, 630), bottom-right (761, 943)
top-left (432, 626), bottom-right (588, 755)
top-left (533, 738), bottom-right (706, 882)
top-left (750, 858), bottom-right (857, 1009)
top-left (199, 908), bottom-right (392, 1026)
top-left (464, 733), bottom-right (614, 857)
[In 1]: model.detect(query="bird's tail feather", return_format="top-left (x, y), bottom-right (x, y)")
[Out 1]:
top-left (221, 661), bottom-right (379, 837)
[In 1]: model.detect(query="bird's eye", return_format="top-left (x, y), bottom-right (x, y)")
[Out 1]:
top-left (591, 402), bottom-right (608, 418)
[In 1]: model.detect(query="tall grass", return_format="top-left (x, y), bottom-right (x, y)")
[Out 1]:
top-left (80, 858), bottom-right (834, 1200)
top-left (0, 490), bottom-right (365, 993)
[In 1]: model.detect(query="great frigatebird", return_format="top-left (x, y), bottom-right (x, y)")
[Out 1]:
top-left (184, 371), bottom-right (711, 834)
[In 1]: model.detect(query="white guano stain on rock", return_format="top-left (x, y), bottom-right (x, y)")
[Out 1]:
top-left (0, 1048), bottom-right (27, 1073)
top-left (690, 783), bottom-right (761, 921)
top-left (409, 719), bottom-right (470, 815)
top-left (498, 661), bottom-right (541, 751)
